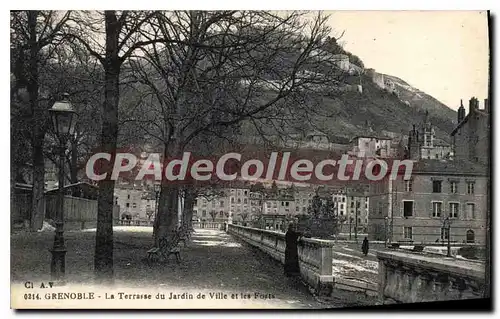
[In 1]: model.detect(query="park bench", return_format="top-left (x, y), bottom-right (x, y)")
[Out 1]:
top-left (146, 233), bottom-right (182, 264)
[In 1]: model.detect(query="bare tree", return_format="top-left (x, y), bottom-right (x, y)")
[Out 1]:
top-left (209, 210), bottom-right (217, 222)
top-left (11, 10), bottom-right (73, 231)
top-left (66, 10), bottom-right (163, 280)
top-left (125, 11), bottom-right (346, 242)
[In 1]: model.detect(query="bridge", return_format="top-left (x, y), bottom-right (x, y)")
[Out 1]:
top-left (11, 223), bottom-right (485, 309)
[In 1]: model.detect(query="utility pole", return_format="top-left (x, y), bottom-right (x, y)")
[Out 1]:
top-left (390, 182), bottom-right (396, 243)
top-left (355, 201), bottom-right (359, 242)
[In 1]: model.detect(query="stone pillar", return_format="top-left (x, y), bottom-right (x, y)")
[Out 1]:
top-left (378, 259), bottom-right (386, 304)
top-left (316, 244), bottom-right (334, 296)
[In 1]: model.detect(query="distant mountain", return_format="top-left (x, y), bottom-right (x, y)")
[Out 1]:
top-left (241, 70), bottom-right (459, 147)
top-left (382, 74), bottom-right (457, 123)
top-left (316, 72), bottom-right (458, 143)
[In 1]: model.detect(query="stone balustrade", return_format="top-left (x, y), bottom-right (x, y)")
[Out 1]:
top-left (192, 221), bottom-right (225, 230)
top-left (377, 250), bottom-right (485, 304)
top-left (228, 224), bottom-right (335, 295)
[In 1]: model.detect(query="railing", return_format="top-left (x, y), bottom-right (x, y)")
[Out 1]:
top-left (377, 250), bottom-right (485, 303)
top-left (116, 219), bottom-right (154, 227)
top-left (193, 221), bottom-right (225, 230)
top-left (227, 224), bottom-right (335, 296)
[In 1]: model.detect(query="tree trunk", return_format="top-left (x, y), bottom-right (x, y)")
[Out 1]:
top-left (70, 139), bottom-right (78, 184)
top-left (183, 189), bottom-right (196, 230)
top-left (154, 184), bottom-right (180, 244)
top-left (27, 11), bottom-right (45, 231)
top-left (153, 141), bottom-right (182, 244)
top-left (94, 11), bottom-right (120, 282)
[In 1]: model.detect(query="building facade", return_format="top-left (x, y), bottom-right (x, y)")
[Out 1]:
top-left (368, 159), bottom-right (488, 244)
top-left (350, 136), bottom-right (392, 158)
top-left (451, 97), bottom-right (490, 166)
top-left (408, 113), bottom-right (452, 160)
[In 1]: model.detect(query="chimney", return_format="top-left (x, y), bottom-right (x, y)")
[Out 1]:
top-left (458, 99), bottom-right (465, 123)
top-left (484, 98), bottom-right (490, 113)
top-left (469, 97), bottom-right (478, 115)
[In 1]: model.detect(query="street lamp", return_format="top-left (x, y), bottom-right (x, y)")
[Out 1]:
top-left (442, 217), bottom-right (452, 257)
top-left (384, 217), bottom-right (389, 247)
top-left (349, 216), bottom-right (353, 240)
top-left (49, 93), bottom-right (76, 282)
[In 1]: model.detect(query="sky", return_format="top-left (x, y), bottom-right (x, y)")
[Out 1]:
top-left (325, 11), bottom-right (489, 110)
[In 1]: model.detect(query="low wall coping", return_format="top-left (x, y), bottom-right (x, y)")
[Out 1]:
top-left (228, 224), bottom-right (335, 247)
top-left (377, 250), bottom-right (485, 281)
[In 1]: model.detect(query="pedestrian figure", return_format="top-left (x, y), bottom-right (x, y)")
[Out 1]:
top-left (362, 236), bottom-right (369, 256)
top-left (284, 223), bottom-right (302, 278)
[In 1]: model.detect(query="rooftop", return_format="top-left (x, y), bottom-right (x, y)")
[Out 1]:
top-left (411, 159), bottom-right (488, 176)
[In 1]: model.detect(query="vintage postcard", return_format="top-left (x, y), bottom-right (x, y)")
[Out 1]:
top-left (10, 10), bottom-right (491, 309)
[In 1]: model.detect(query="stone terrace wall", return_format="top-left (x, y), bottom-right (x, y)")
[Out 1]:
top-left (228, 224), bottom-right (335, 296)
top-left (377, 250), bottom-right (485, 304)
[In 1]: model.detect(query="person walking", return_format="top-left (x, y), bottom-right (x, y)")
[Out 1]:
top-left (362, 236), bottom-right (369, 256)
top-left (284, 223), bottom-right (302, 278)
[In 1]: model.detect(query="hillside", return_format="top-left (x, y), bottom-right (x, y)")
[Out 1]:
top-left (242, 71), bottom-right (458, 146)
top-left (320, 73), bottom-right (457, 143)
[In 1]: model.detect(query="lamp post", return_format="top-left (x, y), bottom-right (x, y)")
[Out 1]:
top-left (49, 93), bottom-right (76, 282)
top-left (442, 217), bottom-right (452, 257)
top-left (349, 216), bottom-right (353, 240)
top-left (384, 217), bottom-right (389, 248)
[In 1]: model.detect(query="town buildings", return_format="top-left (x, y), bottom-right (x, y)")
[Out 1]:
top-left (368, 159), bottom-right (488, 244)
top-left (349, 135), bottom-right (393, 158)
top-left (408, 112), bottom-right (452, 160)
top-left (451, 97), bottom-right (490, 166)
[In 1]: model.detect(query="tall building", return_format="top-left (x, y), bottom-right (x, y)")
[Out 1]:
top-left (349, 135), bottom-right (392, 158)
top-left (408, 112), bottom-right (452, 160)
top-left (451, 97), bottom-right (490, 166)
top-left (368, 159), bottom-right (488, 244)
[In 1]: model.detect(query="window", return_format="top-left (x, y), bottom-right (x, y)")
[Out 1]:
top-left (351, 202), bottom-right (354, 208)
top-left (285, 202), bottom-right (289, 207)
top-left (403, 227), bottom-right (413, 240)
top-left (126, 203), bottom-right (130, 208)
top-left (244, 190), bottom-right (248, 196)
top-left (127, 194), bottom-right (130, 199)
top-left (220, 201), bottom-right (224, 207)
top-left (243, 199), bottom-right (248, 204)
top-left (432, 180), bottom-right (442, 193)
top-left (440, 227), bottom-right (449, 240)
top-left (450, 181), bottom-right (458, 194)
top-left (219, 211), bottom-right (224, 217)
top-left (466, 230), bottom-right (475, 243)
top-left (132, 203), bottom-right (137, 208)
top-left (432, 202), bottom-right (442, 218)
top-left (449, 203), bottom-right (459, 218)
top-left (237, 198), bottom-right (241, 204)
top-left (202, 210), bottom-right (206, 217)
top-left (467, 182), bottom-right (475, 194)
top-left (405, 179), bottom-right (413, 192)
top-left (466, 203), bottom-right (475, 220)
top-left (403, 201), bottom-right (413, 217)
top-left (231, 197), bottom-right (235, 204)
top-left (435, 154), bottom-right (439, 159)
top-left (342, 198), bottom-right (345, 202)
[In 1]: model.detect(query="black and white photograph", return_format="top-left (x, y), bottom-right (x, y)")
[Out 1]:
top-left (9, 8), bottom-right (491, 310)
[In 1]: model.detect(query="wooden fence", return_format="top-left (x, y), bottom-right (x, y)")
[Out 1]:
top-left (12, 193), bottom-right (120, 230)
